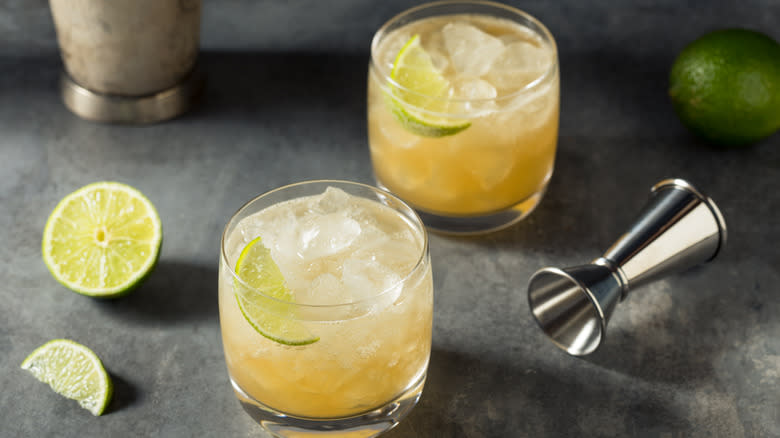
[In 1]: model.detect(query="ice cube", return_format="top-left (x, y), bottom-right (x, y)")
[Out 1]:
top-left (234, 209), bottom-right (302, 269)
top-left (353, 223), bottom-right (391, 258)
top-left (314, 187), bottom-right (352, 214)
top-left (381, 29), bottom-right (413, 70)
top-left (354, 224), bottom-right (420, 272)
top-left (372, 101), bottom-right (422, 149)
top-left (230, 218), bottom-right (259, 261)
top-left (341, 258), bottom-right (401, 304)
top-left (299, 212), bottom-right (362, 260)
top-left (497, 78), bottom-right (558, 131)
top-left (378, 237), bottom-right (421, 272)
top-left (465, 148), bottom-right (516, 190)
top-left (487, 41), bottom-right (553, 90)
top-left (341, 258), bottom-right (377, 301)
top-left (450, 78), bottom-right (498, 100)
top-left (378, 147), bottom-right (434, 192)
top-left (442, 22), bottom-right (504, 77)
top-left (428, 49), bottom-right (451, 74)
top-left (260, 211), bottom-right (301, 261)
top-left (421, 30), bottom-right (450, 73)
top-left (297, 273), bottom-right (349, 305)
top-left (446, 78), bottom-right (499, 115)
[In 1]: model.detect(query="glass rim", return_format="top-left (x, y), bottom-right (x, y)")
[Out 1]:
top-left (220, 179), bottom-right (430, 309)
top-left (369, 0), bottom-right (559, 106)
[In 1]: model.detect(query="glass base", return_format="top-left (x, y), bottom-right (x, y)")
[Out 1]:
top-left (230, 372), bottom-right (426, 437)
top-left (376, 181), bottom-right (548, 236)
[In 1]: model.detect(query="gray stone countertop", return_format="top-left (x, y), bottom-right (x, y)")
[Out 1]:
top-left (1, 4), bottom-right (779, 437)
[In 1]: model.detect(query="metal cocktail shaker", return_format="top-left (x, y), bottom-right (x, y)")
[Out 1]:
top-left (49, 0), bottom-right (203, 123)
top-left (527, 179), bottom-right (727, 356)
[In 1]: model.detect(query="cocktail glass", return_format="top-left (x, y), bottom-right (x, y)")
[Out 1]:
top-left (368, 0), bottom-right (560, 234)
top-left (219, 180), bottom-right (433, 437)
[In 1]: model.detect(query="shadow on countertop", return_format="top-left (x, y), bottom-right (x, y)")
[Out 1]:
top-left (93, 260), bottom-right (217, 324)
top-left (104, 371), bottom-right (139, 415)
top-left (185, 51), bottom-right (368, 123)
top-left (386, 348), bottom-right (688, 437)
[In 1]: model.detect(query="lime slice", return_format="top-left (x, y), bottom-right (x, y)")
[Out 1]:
top-left (20, 339), bottom-right (113, 416)
top-left (234, 237), bottom-right (319, 346)
top-left (387, 34), bottom-right (471, 137)
top-left (42, 182), bottom-right (162, 298)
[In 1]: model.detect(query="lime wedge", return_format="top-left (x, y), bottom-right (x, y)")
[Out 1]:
top-left (42, 182), bottom-right (162, 298)
top-left (387, 34), bottom-right (471, 137)
top-left (20, 339), bottom-right (113, 416)
top-left (234, 237), bottom-right (319, 346)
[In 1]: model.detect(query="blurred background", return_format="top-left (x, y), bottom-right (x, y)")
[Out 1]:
top-left (2, 0), bottom-right (779, 57)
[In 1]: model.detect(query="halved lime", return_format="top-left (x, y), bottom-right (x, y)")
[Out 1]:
top-left (387, 34), bottom-right (471, 137)
top-left (234, 237), bottom-right (319, 346)
top-left (42, 182), bottom-right (162, 298)
top-left (20, 339), bottom-right (113, 416)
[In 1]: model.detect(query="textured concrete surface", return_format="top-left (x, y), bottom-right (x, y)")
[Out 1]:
top-left (1, 1), bottom-right (779, 437)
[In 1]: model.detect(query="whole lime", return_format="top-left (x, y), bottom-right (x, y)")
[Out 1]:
top-left (669, 29), bottom-right (780, 146)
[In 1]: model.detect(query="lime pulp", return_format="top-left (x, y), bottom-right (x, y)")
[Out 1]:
top-left (20, 339), bottom-right (113, 416)
top-left (234, 237), bottom-right (319, 346)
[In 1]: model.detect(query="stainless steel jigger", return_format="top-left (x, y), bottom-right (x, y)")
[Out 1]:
top-left (527, 179), bottom-right (727, 356)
